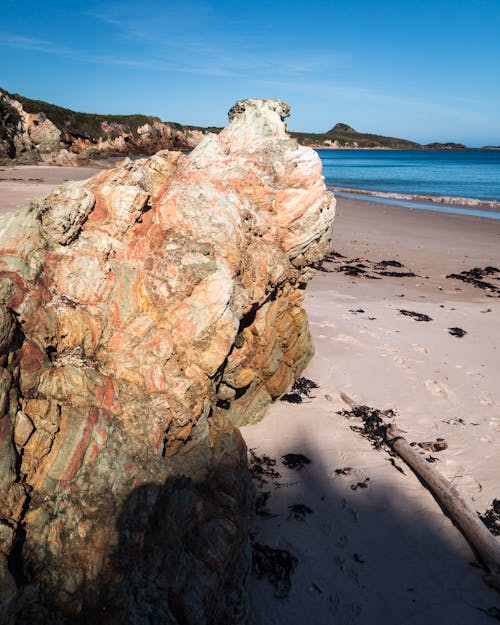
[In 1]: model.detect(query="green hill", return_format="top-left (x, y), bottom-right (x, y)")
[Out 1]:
top-left (291, 122), bottom-right (466, 150)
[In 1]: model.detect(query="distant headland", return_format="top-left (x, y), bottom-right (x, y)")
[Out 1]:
top-left (0, 88), bottom-right (489, 165)
top-left (291, 122), bottom-right (467, 150)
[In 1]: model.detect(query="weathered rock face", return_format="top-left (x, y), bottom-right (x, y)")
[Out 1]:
top-left (0, 99), bottom-right (335, 624)
top-left (0, 90), bottom-right (205, 165)
top-left (0, 92), bottom-right (61, 163)
top-left (66, 120), bottom-right (205, 160)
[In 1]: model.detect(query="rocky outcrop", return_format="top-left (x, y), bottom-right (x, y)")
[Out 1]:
top-left (0, 92), bottom-right (61, 163)
top-left (0, 98), bottom-right (335, 624)
top-left (0, 89), bottom-right (207, 164)
top-left (65, 120), bottom-right (205, 159)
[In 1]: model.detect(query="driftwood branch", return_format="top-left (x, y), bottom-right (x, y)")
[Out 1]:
top-left (341, 393), bottom-right (500, 591)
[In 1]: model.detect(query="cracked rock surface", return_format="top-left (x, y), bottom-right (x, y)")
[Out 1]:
top-left (0, 98), bottom-right (335, 624)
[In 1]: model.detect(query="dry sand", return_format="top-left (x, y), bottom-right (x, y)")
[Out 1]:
top-left (0, 164), bottom-right (104, 215)
top-left (1, 171), bottom-right (498, 623)
top-left (243, 198), bottom-right (500, 624)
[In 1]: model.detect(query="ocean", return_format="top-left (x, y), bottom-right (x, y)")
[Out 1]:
top-left (317, 149), bottom-right (500, 219)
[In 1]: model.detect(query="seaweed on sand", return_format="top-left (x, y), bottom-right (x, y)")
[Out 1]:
top-left (281, 453), bottom-right (312, 471)
top-left (448, 327), bottom-right (467, 337)
top-left (478, 499), bottom-right (500, 536)
top-left (377, 270), bottom-right (417, 277)
top-left (280, 377), bottom-right (319, 403)
top-left (248, 449), bottom-right (281, 487)
top-left (255, 491), bottom-right (272, 517)
top-left (399, 309), bottom-right (433, 322)
top-left (446, 266), bottom-right (500, 296)
top-left (338, 404), bottom-right (396, 453)
top-left (321, 252), bottom-right (418, 279)
top-left (252, 542), bottom-right (298, 598)
top-left (287, 504), bottom-right (313, 521)
top-left (338, 404), bottom-right (406, 473)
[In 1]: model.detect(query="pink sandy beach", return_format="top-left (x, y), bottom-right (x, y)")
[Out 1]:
top-left (243, 198), bottom-right (500, 624)
top-left (1, 167), bottom-right (499, 624)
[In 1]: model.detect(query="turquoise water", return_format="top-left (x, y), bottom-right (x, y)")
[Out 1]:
top-left (317, 149), bottom-right (500, 202)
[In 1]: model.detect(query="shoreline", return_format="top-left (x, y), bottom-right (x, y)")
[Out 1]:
top-left (330, 185), bottom-right (500, 211)
top-left (2, 163), bottom-right (500, 221)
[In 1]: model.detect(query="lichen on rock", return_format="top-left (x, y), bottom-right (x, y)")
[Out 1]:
top-left (0, 98), bottom-right (335, 624)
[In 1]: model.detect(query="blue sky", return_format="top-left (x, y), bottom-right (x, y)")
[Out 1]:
top-left (1, 0), bottom-right (499, 145)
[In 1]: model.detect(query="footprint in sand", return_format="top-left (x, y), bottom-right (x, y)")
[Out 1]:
top-left (424, 379), bottom-right (449, 398)
top-left (320, 522), bottom-right (333, 537)
top-left (444, 470), bottom-right (484, 500)
top-left (451, 474), bottom-right (483, 496)
top-left (331, 333), bottom-right (359, 344)
top-left (412, 344), bottom-right (428, 354)
top-left (479, 396), bottom-right (493, 407)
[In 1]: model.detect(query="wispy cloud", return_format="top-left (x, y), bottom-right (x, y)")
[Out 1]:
top-left (0, 28), bottom-right (349, 82)
top-left (0, 33), bottom-right (161, 69)
top-left (0, 34), bottom-right (73, 55)
top-left (83, 2), bottom-right (350, 78)
top-left (84, 0), bottom-right (216, 40)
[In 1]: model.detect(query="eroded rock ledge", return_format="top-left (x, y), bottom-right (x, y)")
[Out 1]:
top-left (0, 99), bottom-right (335, 624)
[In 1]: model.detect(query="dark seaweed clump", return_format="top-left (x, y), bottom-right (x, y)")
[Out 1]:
top-left (323, 250), bottom-right (346, 261)
top-left (351, 478), bottom-right (370, 491)
top-left (446, 266), bottom-right (500, 296)
top-left (255, 490), bottom-right (272, 517)
top-left (399, 309), bottom-right (433, 322)
top-left (337, 263), bottom-right (371, 277)
top-left (339, 404), bottom-right (407, 472)
top-left (281, 453), bottom-right (312, 471)
top-left (478, 499), bottom-right (500, 536)
top-left (252, 542), bottom-right (298, 598)
top-left (448, 327), bottom-right (467, 337)
top-left (248, 449), bottom-right (281, 487)
top-left (375, 260), bottom-right (417, 277)
top-left (378, 270), bottom-right (417, 277)
top-left (281, 377), bottom-right (319, 404)
top-left (287, 504), bottom-right (313, 521)
top-left (334, 467), bottom-right (353, 476)
top-left (338, 405), bottom-right (396, 453)
top-left (321, 251), bottom-right (418, 279)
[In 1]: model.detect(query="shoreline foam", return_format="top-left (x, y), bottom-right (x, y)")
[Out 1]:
top-left (331, 185), bottom-right (500, 210)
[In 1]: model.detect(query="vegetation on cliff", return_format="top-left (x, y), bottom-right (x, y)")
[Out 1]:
top-left (9, 91), bottom-right (152, 140)
top-left (0, 96), bottom-right (21, 140)
top-left (3, 88), bottom-right (218, 142)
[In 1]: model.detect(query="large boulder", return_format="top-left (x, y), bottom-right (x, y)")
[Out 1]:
top-left (0, 99), bottom-right (335, 624)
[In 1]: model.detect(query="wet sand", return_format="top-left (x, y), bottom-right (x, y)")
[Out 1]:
top-left (242, 198), bottom-right (500, 624)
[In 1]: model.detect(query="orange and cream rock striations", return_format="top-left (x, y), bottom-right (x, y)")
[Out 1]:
top-left (0, 99), bottom-right (335, 624)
